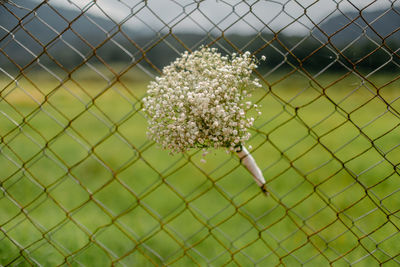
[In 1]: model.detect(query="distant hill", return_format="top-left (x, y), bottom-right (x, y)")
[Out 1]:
top-left (313, 7), bottom-right (400, 45)
top-left (0, 1), bottom-right (125, 42)
top-left (0, 1), bottom-right (137, 69)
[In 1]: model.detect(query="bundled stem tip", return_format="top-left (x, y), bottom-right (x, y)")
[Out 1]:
top-left (236, 146), bottom-right (268, 195)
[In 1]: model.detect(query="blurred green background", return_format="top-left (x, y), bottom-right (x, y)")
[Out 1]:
top-left (1, 65), bottom-right (399, 266)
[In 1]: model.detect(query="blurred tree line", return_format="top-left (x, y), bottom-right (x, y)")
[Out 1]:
top-left (31, 33), bottom-right (400, 75)
top-left (93, 32), bottom-right (400, 75)
top-left (2, 32), bottom-right (399, 76)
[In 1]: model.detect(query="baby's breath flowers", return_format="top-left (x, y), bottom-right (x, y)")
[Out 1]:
top-left (143, 47), bottom-right (267, 194)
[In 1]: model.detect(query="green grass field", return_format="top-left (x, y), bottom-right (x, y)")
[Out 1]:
top-left (0, 66), bottom-right (399, 266)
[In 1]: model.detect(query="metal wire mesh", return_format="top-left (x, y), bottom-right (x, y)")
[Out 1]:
top-left (1, 0), bottom-right (400, 266)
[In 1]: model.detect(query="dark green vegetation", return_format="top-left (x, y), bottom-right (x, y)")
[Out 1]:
top-left (0, 66), bottom-right (399, 265)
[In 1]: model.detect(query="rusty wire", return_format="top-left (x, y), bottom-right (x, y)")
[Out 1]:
top-left (0, 0), bottom-right (400, 266)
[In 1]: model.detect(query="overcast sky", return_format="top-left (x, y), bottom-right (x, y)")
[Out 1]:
top-left (33, 0), bottom-right (398, 35)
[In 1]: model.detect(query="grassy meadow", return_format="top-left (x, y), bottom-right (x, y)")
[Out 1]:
top-left (0, 65), bottom-right (400, 266)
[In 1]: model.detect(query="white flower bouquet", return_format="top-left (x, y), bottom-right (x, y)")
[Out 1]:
top-left (143, 47), bottom-right (267, 195)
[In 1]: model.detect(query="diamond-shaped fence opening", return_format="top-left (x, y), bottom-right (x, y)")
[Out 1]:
top-left (1, 0), bottom-right (400, 265)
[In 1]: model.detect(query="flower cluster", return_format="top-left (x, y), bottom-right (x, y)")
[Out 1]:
top-left (143, 47), bottom-right (263, 154)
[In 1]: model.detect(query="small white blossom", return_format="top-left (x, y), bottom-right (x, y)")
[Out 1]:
top-left (143, 46), bottom-right (263, 154)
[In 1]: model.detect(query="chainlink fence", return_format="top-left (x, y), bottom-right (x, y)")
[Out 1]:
top-left (1, 0), bottom-right (400, 266)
